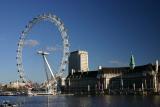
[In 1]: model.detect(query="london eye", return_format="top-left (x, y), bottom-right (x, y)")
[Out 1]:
top-left (16, 13), bottom-right (70, 94)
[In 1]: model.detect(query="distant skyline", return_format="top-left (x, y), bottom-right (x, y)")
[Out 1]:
top-left (0, 0), bottom-right (159, 82)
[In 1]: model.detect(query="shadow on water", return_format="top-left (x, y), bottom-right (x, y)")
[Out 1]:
top-left (0, 95), bottom-right (160, 107)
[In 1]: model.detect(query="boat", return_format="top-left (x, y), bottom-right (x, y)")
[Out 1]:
top-left (0, 100), bottom-right (17, 107)
top-left (1, 92), bottom-right (14, 96)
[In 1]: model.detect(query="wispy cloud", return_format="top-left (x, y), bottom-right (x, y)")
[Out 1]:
top-left (45, 45), bottom-right (62, 52)
top-left (24, 39), bottom-right (39, 47)
top-left (108, 60), bottom-right (128, 67)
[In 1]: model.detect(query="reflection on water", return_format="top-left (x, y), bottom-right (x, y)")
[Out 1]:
top-left (0, 95), bottom-right (160, 107)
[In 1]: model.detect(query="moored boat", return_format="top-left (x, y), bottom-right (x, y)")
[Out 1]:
top-left (0, 100), bottom-right (17, 107)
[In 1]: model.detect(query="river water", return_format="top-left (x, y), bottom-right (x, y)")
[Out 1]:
top-left (0, 95), bottom-right (160, 107)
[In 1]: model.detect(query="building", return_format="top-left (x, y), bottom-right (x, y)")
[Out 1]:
top-left (65, 64), bottom-right (160, 95)
top-left (101, 64), bottom-right (160, 93)
top-left (68, 50), bottom-right (89, 74)
top-left (7, 81), bottom-right (26, 89)
top-left (65, 71), bottom-right (99, 95)
top-left (65, 53), bottom-right (160, 95)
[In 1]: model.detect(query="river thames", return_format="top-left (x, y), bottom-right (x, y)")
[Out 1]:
top-left (0, 95), bottom-right (160, 107)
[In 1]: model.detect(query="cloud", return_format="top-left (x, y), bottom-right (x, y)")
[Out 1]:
top-left (24, 39), bottom-right (39, 47)
top-left (46, 45), bottom-right (62, 52)
top-left (108, 60), bottom-right (128, 67)
top-left (46, 46), bottom-right (57, 52)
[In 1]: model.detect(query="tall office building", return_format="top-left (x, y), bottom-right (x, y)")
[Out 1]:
top-left (68, 50), bottom-right (89, 74)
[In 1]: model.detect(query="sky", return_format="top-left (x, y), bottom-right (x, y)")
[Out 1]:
top-left (0, 0), bottom-right (159, 83)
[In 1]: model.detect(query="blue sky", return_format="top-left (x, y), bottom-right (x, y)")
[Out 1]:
top-left (0, 0), bottom-right (159, 83)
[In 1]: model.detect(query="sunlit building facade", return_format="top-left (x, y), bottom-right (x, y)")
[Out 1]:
top-left (66, 53), bottom-right (160, 95)
top-left (65, 64), bottom-right (160, 95)
top-left (68, 50), bottom-right (89, 74)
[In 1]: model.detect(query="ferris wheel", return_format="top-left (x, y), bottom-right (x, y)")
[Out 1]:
top-left (16, 13), bottom-right (70, 91)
